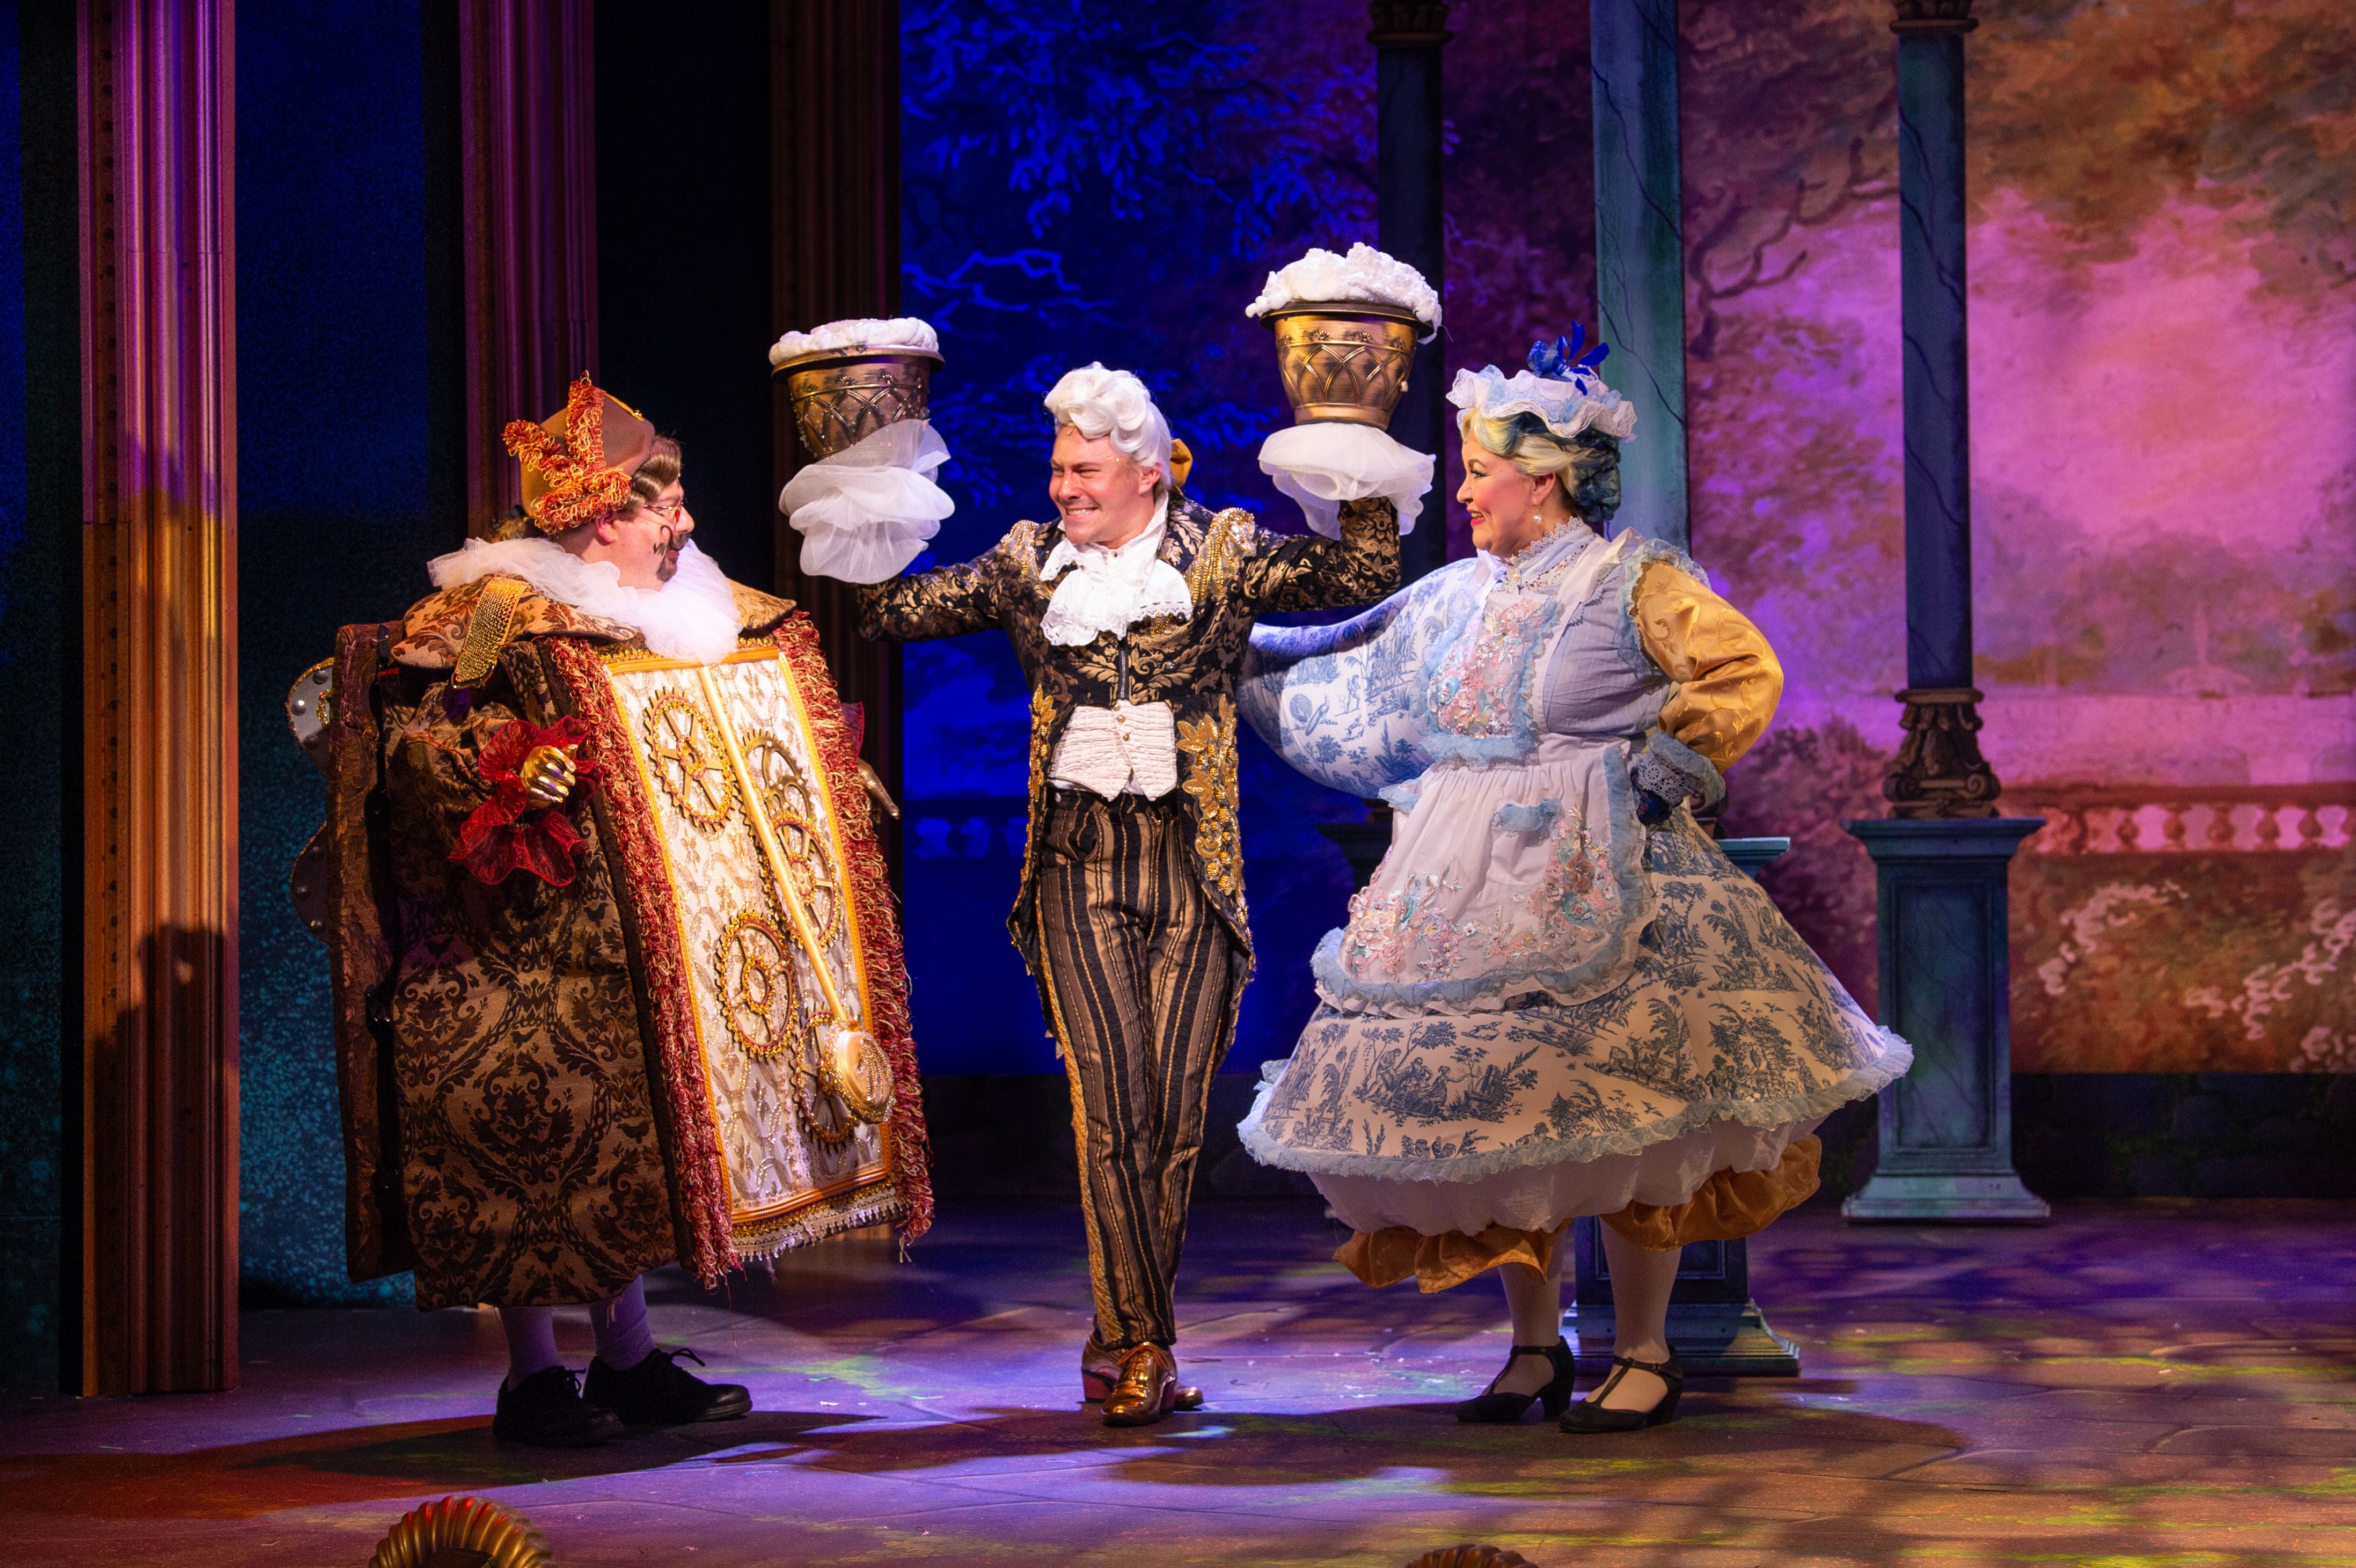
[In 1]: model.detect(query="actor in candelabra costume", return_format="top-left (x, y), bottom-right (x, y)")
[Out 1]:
top-left (1236, 335), bottom-right (1912, 1433)
top-left (310, 377), bottom-right (929, 1447)
top-left (816, 364), bottom-right (1400, 1425)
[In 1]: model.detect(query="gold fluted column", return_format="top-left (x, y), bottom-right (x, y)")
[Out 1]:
top-left (76, 0), bottom-right (241, 1395)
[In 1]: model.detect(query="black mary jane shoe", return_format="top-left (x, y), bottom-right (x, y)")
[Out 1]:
top-left (1455, 1338), bottom-right (1578, 1424)
top-left (584, 1345), bottom-right (753, 1428)
top-left (492, 1365), bottom-right (625, 1448)
top-left (1559, 1353), bottom-right (1684, 1433)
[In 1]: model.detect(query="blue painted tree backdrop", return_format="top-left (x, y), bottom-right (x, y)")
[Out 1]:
top-left (895, 2), bottom-right (1386, 1073)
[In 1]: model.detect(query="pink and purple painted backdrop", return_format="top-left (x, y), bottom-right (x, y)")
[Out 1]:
top-left (1652, 0), bottom-right (2356, 1071)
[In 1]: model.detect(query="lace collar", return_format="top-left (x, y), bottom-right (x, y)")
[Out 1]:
top-left (1486, 518), bottom-right (1601, 592)
top-left (427, 535), bottom-right (744, 665)
top-left (1037, 495), bottom-right (1195, 647)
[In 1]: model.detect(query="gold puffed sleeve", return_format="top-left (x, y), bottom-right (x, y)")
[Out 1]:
top-left (1631, 562), bottom-right (1782, 772)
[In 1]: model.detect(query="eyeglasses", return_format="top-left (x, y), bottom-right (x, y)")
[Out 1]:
top-left (642, 499), bottom-right (686, 522)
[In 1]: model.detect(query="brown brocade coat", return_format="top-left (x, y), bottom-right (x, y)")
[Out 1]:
top-left (858, 492), bottom-right (1400, 996)
top-left (323, 575), bottom-right (928, 1310)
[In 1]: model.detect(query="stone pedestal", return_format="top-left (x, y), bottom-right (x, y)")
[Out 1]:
top-left (1569, 838), bottom-right (1799, 1377)
top-left (1841, 818), bottom-right (2050, 1223)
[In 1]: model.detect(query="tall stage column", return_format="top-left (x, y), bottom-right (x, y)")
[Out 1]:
top-left (75, 0), bottom-right (241, 1395)
top-left (1842, 0), bottom-right (2046, 1224)
top-left (770, 1), bottom-right (905, 877)
top-left (1369, 2), bottom-right (1451, 581)
top-left (1590, 0), bottom-right (1687, 552)
top-left (455, 0), bottom-right (599, 536)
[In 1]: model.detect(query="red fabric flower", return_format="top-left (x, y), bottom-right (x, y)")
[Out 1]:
top-left (451, 716), bottom-right (602, 886)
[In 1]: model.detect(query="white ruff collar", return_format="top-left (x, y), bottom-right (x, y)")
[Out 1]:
top-left (1038, 495), bottom-right (1194, 648)
top-left (427, 536), bottom-right (743, 665)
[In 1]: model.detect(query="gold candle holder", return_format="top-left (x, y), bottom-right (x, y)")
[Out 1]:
top-left (1261, 301), bottom-right (1423, 426)
top-left (773, 347), bottom-right (943, 459)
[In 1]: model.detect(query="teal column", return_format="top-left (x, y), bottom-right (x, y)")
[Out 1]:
top-left (1590, 0), bottom-right (1687, 551)
top-left (1844, 1), bottom-right (2046, 1225)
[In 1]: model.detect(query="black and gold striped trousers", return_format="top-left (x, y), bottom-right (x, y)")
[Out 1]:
top-left (1035, 788), bottom-right (1238, 1353)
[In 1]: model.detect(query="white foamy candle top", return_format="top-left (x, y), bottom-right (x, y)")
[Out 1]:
top-left (769, 316), bottom-right (941, 368)
top-left (1244, 243), bottom-right (1440, 341)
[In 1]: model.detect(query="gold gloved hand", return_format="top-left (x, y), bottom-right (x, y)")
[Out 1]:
top-left (520, 743), bottom-right (577, 808)
top-left (857, 758), bottom-right (900, 821)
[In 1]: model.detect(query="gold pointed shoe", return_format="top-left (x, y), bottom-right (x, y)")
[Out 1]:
top-left (1101, 1343), bottom-right (1182, 1428)
top-left (1083, 1333), bottom-right (1202, 1410)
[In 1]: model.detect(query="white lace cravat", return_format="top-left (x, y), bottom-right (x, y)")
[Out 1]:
top-left (1037, 496), bottom-right (1194, 647)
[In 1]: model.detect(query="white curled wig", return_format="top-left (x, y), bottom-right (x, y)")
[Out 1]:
top-left (1043, 363), bottom-right (1173, 491)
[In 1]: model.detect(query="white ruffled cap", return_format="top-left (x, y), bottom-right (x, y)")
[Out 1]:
top-left (779, 420), bottom-right (956, 583)
top-left (1244, 243), bottom-right (1441, 342)
top-left (769, 316), bottom-right (940, 367)
top-left (1257, 423), bottom-right (1433, 539)
top-left (1447, 364), bottom-right (1637, 443)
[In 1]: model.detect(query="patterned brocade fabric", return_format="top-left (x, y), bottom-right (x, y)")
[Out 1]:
top-left (323, 575), bottom-right (925, 1310)
top-left (856, 492), bottom-right (1400, 973)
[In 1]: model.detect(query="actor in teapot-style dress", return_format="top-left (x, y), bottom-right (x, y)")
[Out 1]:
top-left (1236, 335), bottom-right (1912, 1434)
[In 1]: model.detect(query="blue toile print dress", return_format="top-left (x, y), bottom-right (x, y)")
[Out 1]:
top-left (1235, 521), bottom-right (1911, 1286)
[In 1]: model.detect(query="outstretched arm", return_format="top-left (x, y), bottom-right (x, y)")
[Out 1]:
top-left (855, 526), bottom-right (1027, 643)
top-left (1238, 558), bottom-right (1474, 799)
top-left (1238, 497), bottom-right (1402, 614)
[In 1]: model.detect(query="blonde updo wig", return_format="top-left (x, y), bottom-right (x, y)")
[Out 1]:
top-left (1458, 407), bottom-right (1623, 524)
top-left (1044, 363), bottom-right (1173, 494)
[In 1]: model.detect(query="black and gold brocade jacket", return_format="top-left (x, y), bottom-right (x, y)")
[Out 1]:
top-left (858, 492), bottom-right (1399, 973)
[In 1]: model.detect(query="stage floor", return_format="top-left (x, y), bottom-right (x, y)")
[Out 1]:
top-left (4, 1199), bottom-right (2353, 1566)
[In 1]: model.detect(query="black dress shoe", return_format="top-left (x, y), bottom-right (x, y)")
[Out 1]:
top-left (584, 1346), bottom-right (753, 1427)
top-left (1559, 1353), bottom-right (1684, 1433)
top-left (492, 1365), bottom-right (625, 1448)
top-left (1455, 1338), bottom-right (1577, 1424)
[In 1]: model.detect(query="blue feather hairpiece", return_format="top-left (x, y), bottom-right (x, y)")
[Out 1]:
top-left (1527, 324), bottom-right (1610, 381)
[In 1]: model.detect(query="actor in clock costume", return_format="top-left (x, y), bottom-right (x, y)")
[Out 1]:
top-left (801, 364), bottom-right (1402, 1425)
top-left (314, 376), bottom-right (930, 1447)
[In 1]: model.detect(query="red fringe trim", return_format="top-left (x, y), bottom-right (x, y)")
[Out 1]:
top-left (548, 637), bottom-right (741, 1285)
top-left (771, 614), bottom-right (935, 1241)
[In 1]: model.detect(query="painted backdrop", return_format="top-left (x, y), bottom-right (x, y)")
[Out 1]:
top-left (1685, 0), bottom-right (2356, 1072)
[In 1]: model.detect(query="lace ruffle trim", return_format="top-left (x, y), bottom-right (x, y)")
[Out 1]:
top-left (1236, 1025), bottom-right (1913, 1184)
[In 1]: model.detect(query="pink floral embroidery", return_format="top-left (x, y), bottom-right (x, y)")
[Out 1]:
top-left (1526, 809), bottom-right (1619, 938)
top-left (1430, 595), bottom-right (1553, 736)
top-left (1340, 871), bottom-right (1469, 981)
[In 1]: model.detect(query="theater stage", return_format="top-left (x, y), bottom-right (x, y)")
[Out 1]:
top-left (3, 1200), bottom-right (2351, 1567)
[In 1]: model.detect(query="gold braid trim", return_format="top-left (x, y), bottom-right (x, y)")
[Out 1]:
top-left (453, 576), bottom-right (529, 689)
top-left (1184, 507), bottom-right (1247, 605)
top-left (1021, 687), bottom-right (1057, 896)
top-left (1176, 695), bottom-right (1244, 904)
